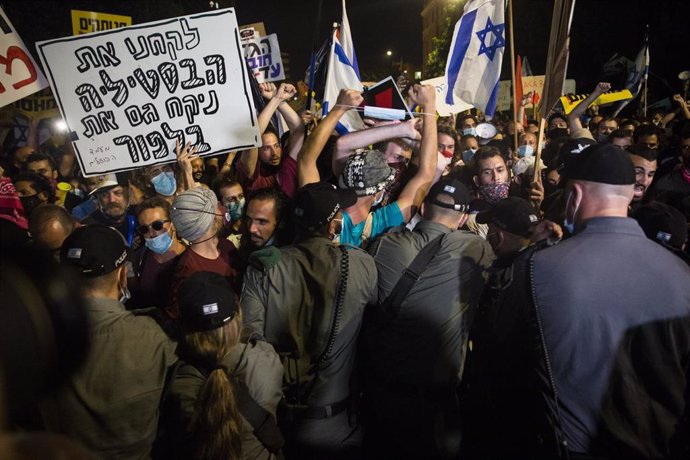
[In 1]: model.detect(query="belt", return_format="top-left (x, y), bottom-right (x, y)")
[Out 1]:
top-left (280, 397), bottom-right (349, 420)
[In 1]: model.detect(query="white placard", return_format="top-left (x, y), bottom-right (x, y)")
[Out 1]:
top-left (422, 76), bottom-right (473, 116)
top-left (0, 7), bottom-right (48, 108)
top-left (242, 33), bottom-right (284, 83)
top-left (36, 9), bottom-right (260, 176)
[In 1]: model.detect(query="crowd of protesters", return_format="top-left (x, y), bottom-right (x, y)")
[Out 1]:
top-left (1, 73), bottom-right (689, 460)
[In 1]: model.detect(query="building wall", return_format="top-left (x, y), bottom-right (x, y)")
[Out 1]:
top-left (421, 0), bottom-right (468, 76)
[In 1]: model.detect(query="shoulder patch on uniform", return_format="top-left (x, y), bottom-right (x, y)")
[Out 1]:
top-left (248, 246), bottom-right (282, 271)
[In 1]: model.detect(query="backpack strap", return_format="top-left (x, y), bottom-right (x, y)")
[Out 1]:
top-left (376, 233), bottom-right (445, 324)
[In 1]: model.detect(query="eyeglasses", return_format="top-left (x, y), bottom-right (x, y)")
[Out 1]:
top-left (137, 219), bottom-right (170, 235)
top-left (680, 144), bottom-right (690, 151)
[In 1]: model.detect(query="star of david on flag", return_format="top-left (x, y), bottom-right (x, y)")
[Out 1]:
top-left (476, 17), bottom-right (505, 61)
top-left (445, 0), bottom-right (506, 118)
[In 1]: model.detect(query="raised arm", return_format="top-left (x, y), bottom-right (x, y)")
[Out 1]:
top-left (673, 94), bottom-right (690, 120)
top-left (239, 82), bottom-right (280, 178)
top-left (332, 118), bottom-right (421, 178)
top-left (176, 140), bottom-right (200, 191)
top-left (567, 82), bottom-right (610, 134)
top-left (297, 89), bottom-right (363, 188)
top-left (395, 84), bottom-right (438, 222)
top-left (273, 84), bottom-right (307, 160)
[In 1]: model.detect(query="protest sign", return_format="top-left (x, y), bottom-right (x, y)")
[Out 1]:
top-left (71, 10), bottom-right (132, 35)
top-left (522, 75), bottom-right (576, 109)
top-left (12, 88), bottom-right (60, 119)
top-left (242, 33), bottom-right (285, 83)
top-left (0, 8), bottom-right (48, 108)
top-left (36, 9), bottom-right (261, 176)
top-left (421, 76), bottom-right (472, 116)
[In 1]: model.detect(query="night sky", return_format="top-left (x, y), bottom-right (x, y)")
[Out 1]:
top-left (3, 0), bottom-right (689, 104)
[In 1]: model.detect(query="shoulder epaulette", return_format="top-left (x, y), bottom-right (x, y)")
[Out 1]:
top-left (248, 245), bottom-right (282, 271)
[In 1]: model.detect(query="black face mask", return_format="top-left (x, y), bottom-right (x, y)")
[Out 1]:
top-left (193, 171), bottom-right (204, 181)
top-left (547, 127), bottom-right (568, 140)
top-left (20, 194), bottom-right (42, 217)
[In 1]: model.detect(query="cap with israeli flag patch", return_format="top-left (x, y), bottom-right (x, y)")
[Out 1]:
top-left (177, 271), bottom-right (239, 332)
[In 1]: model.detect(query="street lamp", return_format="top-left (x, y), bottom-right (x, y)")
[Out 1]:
top-left (386, 50), bottom-right (392, 56)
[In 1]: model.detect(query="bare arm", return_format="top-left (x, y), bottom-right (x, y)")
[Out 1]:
top-left (298, 89), bottom-right (363, 188)
top-left (176, 140), bottom-right (200, 191)
top-left (332, 118), bottom-right (421, 178)
top-left (395, 84), bottom-right (438, 222)
top-left (273, 84), bottom-right (307, 160)
top-left (673, 94), bottom-right (690, 120)
top-left (218, 151), bottom-right (238, 175)
top-left (567, 82), bottom-right (610, 133)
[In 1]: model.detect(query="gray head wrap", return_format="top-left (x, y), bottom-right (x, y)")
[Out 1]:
top-left (171, 187), bottom-right (218, 242)
top-left (338, 149), bottom-right (397, 196)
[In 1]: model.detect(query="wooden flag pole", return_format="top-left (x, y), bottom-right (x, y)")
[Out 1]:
top-left (532, 117), bottom-right (546, 186)
top-left (508, 0), bottom-right (519, 156)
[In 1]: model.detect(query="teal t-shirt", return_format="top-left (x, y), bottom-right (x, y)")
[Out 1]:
top-left (340, 202), bottom-right (404, 247)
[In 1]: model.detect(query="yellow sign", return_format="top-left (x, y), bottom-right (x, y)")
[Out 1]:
top-left (71, 10), bottom-right (132, 36)
top-left (560, 89), bottom-right (633, 115)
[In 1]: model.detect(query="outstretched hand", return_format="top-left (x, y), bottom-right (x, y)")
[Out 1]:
top-left (176, 140), bottom-right (200, 175)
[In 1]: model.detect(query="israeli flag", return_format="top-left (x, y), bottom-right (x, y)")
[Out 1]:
top-left (612, 31), bottom-right (649, 117)
top-left (445, 0), bottom-right (506, 118)
top-left (323, 0), bottom-right (365, 134)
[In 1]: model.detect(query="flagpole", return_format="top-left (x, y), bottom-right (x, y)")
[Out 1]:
top-left (508, 0), bottom-right (519, 155)
top-left (305, 0), bottom-right (324, 117)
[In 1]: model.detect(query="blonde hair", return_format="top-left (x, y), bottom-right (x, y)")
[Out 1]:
top-left (184, 312), bottom-right (243, 460)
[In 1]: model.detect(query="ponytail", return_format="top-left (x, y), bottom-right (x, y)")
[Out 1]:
top-left (184, 316), bottom-right (243, 460)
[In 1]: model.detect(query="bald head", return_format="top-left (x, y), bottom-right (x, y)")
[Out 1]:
top-left (29, 204), bottom-right (76, 255)
top-left (565, 179), bottom-right (634, 230)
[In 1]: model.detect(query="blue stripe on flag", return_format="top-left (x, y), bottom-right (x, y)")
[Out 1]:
top-left (445, 8), bottom-right (478, 105)
top-left (485, 79), bottom-right (500, 117)
top-left (334, 42), bottom-right (354, 68)
top-left (352, 52), bottom-right (360, 80)
top-left (335, 121), bottom-right (349, 136)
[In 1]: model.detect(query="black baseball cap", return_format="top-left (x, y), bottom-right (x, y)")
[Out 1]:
top-left (425, 177), bottom-right (471, 212)
top-left (60, 225), bottom-right (128, 277)
top-left (560, 143), bottom-right (636, 185)
top-left (177, 271), bottom-right (239, 332)
top-left (633, 202), bottom-right (687, 250)
top-left (556, 137), bottom-right (597, 172)
top-left (294, 182), bottom-right (357, 230)
top-left (476, 197), bottom-right (539, 237)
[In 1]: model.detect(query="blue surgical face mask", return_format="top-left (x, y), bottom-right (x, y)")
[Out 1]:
top-left (517, 144), bottom-right (534, 158)
top-left (151, 171), bottom-right (177, 196)
top-left (145, 230), bottom-right (174, 254)
top-left (563, 190), bottom-right (579, 235)
top-left (227, 198), bottom-right (245, 222)
top-left (462, 148), bottom-right (478, 163)
top-left (462, 127), bottom-right (477, 137)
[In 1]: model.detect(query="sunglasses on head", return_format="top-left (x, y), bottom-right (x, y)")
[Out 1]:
top-left (137, 219), bottom-right (170, 235)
